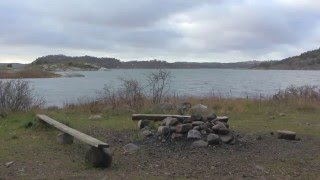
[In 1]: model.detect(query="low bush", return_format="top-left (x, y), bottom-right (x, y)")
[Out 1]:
top-left (0, 80), bottom-right (45, 112)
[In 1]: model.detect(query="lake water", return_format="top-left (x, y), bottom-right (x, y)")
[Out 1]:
top-left (22, 69), bottom-right (320, 107)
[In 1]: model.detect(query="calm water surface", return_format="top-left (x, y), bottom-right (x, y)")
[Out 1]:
top-left (23, 69), bottom-right (320, 106)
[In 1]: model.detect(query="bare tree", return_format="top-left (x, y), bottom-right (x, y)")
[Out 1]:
top-left (146, 69), bottom-right (172, 104)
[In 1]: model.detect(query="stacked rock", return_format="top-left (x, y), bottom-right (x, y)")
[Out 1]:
top-left (137, 113), bottom-right (236, 148)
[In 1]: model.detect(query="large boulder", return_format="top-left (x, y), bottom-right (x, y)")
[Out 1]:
top-left (187, 129), bottom-right (202, 140)
top-left (191, 140), bottom-right (208, 148)
top-left (162, 117), bottom-right (178, 126)
top-left (207, 133), bottom-right (220, 145)
top-left (176, 124), bottom-right (193, 134)
top-left (277, 130), bottom-right (296, 140)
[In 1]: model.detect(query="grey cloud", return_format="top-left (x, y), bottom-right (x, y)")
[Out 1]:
top-left (0, 0), bottom-right (319, 63)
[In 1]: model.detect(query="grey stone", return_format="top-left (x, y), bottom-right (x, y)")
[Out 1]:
top-left (190, 114), bottom-right (203, 121)
top-left (157, 126), bottom-right (170, 135)
top-left (56, 133), bottom-right (73, 144)
top-left (5, 161), bottom-right (14, 167)
top-left (207, 113), bottom-right (217, 121)
top-left (193, 126), bottom-right (200, 131)
top-left (176, 123), bottom-right (193, 134)
top-left (192, 121), bottom-right (204, 126)
top-left (229, 137), bottom-right (237, 145)
top-left (191, 140), bottom-right (208, 148)
top-left (88, 115), bottom-right (102, 120)
top-left (141, 129), bottom-right (153, 138)
top-left (212, 122), bottom-right (226, 131)
top-left (200, 123), bottom-right (209, 131)
top-left (190, 104), bottom-right (208, 112)
top-left (168, 126), bottom-right (176, 132)
top-left (277, 130), bottom-right (296, 140)
top-left (200, 130), bottom-right (207, 135)
top-left (183, 118), bottom-right (193, 124)
top-left (220, 134), bottom-right (234, 143)
top-left (218, 127), bottom-right (230, 135)
top-left (123, 143), bottom-right (139, 154)
top-left (162, 117), bottom-right (178, 126)
top-left (207, 133), bottom-right (220, 145)
top-left (187, 129), bottom-right (202, 140)
top-left (216, 116), bottom-right (229, 123)
top-left (171, 133), bottom-right (183, 140)
top-left (138, 119), bottom-right (151, 129)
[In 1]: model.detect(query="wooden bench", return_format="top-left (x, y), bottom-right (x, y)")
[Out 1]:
top-left (37, 114), bottom-right (112, 168)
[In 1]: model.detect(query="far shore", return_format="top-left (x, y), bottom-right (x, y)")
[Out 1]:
top-left (0, 69), bottom-right (61, 79)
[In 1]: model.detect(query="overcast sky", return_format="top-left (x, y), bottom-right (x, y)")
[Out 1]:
top-left (0, 0), bottom-right (319, 63)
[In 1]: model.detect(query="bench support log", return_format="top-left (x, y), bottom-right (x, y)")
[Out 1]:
top-left (37, 114), bottom-right (112, 168)
top-left (56, 133), bottom-right (74, 145)
top-left (85, 147), bottom-right (112, 168)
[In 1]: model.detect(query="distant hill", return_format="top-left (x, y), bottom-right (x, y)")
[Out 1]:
top-left (254, 48), bottom-right (320, 70)
top-left (31, 55), bottom-right (261, 70)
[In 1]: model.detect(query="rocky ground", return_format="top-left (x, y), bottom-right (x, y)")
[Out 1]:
top-left (1, 103), bottom-right (319, 179)
top-left (1, 126), bottom-right (319, 179)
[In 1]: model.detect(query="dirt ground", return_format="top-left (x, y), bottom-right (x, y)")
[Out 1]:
top-left (1, 127), bottom-right (320, 179)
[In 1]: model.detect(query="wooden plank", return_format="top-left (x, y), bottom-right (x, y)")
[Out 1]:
top-left (37, 114), bottom-right (109, 149)
top-left (132, 114), bottom-right (190, 121)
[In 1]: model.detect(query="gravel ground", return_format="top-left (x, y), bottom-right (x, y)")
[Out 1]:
top-left (1, 127), bottom-right (320, 179)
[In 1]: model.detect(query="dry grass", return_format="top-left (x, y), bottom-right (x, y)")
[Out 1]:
top-left (0, 69), bottom-right (60, 79)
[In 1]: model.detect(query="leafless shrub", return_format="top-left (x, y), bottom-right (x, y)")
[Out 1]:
top-left (118, 78), bottom-right (144, 109)
top-left (146, 69), bottom-right (172, 104)
top-left (63, 96), bottom-right (102, 113)
top-left (0, 80), bottom-right (45, 112)
top-left (273, 85), bottom-right (320, 101)
top-left (98, 78), bottom-right (145, 110)
top-left (98, 85), bottom-right (118, 109)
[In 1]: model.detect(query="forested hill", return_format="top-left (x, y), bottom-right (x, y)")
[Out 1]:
top-left (254, 48), bottom-right (320, 70)
top-left (32, 55), bottom-right (122, 69)
top-left (31, 55), bottom-right (260, 69)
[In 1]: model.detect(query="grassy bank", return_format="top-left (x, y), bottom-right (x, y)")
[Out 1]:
top-left (1, 90), bottom-right (320, 178)
top-left (0, 67), bottom-right (61, 79)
